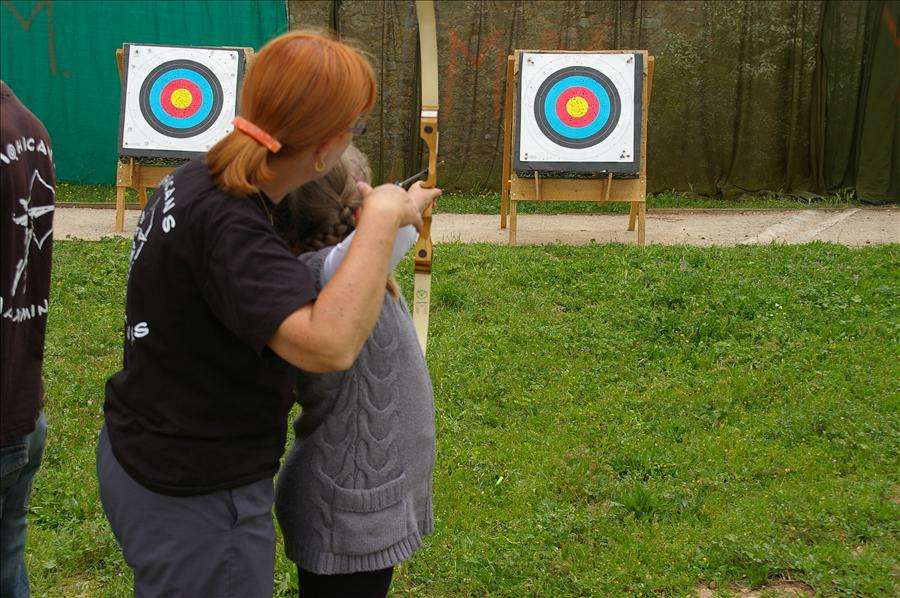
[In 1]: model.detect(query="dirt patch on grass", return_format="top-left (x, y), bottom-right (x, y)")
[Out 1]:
top-left (889, 484), bottom-right (900, 505)
top-left (697, 580), bottom-right (814, 597)
top-left (55, 575), bottom-right (108, 597)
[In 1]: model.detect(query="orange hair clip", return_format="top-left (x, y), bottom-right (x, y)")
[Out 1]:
top-left (232, 116), bottom-right (282, 154)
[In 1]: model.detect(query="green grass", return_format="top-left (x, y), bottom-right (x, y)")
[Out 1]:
top-left (31, 239), bottom-right (899, 596)
top-left (56, 182), bottom-right (122, 204)
top-left (57, 181), bottom-right (864, 214)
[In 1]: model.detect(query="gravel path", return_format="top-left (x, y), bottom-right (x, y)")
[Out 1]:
top-left (55, 206), bottom-right (898, 247)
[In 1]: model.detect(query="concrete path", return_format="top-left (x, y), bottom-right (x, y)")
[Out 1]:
top-left (55, 206), bottom-right (898, 247)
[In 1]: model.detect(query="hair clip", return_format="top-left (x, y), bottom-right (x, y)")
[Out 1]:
top-left (233, 116), bottom-right (282, 153)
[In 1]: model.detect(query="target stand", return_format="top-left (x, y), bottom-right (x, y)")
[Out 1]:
top-left (500, 50), bottom-right (655, 245)
top-left (114, 44), bottom-right (251, 231)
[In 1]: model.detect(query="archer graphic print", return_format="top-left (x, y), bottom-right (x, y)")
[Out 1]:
top-left (0, 81), bottom-right (56, 443)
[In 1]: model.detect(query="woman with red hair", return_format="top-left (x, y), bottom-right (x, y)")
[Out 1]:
top-left (96, 31), bottom-right (440, 597)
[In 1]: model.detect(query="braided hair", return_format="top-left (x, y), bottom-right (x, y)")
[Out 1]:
top-left (274, 146), bottom-right (400, 297)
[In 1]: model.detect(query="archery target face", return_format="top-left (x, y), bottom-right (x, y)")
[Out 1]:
top-left (514, 52), bottom-right (643, 175)
top-left (119, 44), bottom-right (245, 157)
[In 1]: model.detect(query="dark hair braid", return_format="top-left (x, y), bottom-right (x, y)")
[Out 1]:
top-left (273, 146), bottom-right (400, 297)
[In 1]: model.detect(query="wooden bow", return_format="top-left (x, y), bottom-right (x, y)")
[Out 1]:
top-left (412, 0), bottom-right (438, 356)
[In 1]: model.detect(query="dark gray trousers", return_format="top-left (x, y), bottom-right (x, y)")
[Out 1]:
top-left (96, 426), bottom-right (276, 597)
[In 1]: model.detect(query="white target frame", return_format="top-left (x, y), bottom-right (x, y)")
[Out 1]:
top-left (514, 51), bottom-right (643, 175)
top-left (118, 43), bottom-right (246, 158)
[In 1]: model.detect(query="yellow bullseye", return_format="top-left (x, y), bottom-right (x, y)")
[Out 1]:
top-left (566, 96), bottom-right (589, 118)
top-left (170, 88), bottom-right (193, 109)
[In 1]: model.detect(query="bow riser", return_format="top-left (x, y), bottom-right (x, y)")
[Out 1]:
top-left (414, 109), bottom-right (437, 274)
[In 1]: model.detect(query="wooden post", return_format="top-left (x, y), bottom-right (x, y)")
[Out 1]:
top-left (633, 55), bottom-right (655, 246)
top-left (603, 172), bottom-right (612, 202)
top-left (533, 171), bottom-right (542, 202)
top-left (500, 55), bottom-right (515, 229)
top-left (115, 186), bottom-right (126, 232)
top-left (628, 202), bottom-right (638, 231)
top-left (509, 199), bottom-right (518, 246)
top-left (114, 158), bottom-right (134, 232)
top-left (116, 48), bottom-right (124, 79)
top-left (637, 202), bottom-right (647, 246)
top-left (115, 49), bottom-right (128, 232)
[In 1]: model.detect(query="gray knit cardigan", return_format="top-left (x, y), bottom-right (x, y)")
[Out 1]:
top-left (275, 247), bottom-right (436, 574)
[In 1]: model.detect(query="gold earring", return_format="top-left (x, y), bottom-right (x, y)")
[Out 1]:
top-left (314, 158), bottom-right (325, 172)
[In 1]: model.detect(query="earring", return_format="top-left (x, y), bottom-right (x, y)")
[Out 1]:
top-left (314, 158), bottom-right (325, 172)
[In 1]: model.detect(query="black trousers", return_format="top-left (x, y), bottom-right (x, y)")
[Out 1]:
top-left (298, 566), bottom-right (394, 598)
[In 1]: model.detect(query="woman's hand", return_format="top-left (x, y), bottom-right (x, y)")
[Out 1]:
top-left (407, 181), bottom-right (442, 216)
top-left (357, 182), bottom-right (441, 233)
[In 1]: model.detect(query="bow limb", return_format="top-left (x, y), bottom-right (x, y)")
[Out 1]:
top-left (412, 0), bottom-right (438, 356)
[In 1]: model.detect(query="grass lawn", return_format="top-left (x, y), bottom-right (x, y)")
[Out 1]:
top-left (31, 239), bottom-right (898, 596)
top-left (56, 181), bottom-right (863, 214)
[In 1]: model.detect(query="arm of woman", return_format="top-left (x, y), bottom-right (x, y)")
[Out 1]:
top-left (269, 182), bottom-right (438, 372)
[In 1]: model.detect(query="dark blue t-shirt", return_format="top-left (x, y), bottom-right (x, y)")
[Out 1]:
top-left (104, 159), bottom-right (317, 496)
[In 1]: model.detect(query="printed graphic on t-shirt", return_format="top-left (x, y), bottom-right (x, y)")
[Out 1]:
top-left (129, 173), bottom-right (175, 273)
top-left (129, 195), bottom-right (158, 272)
top-left (126, 173), bottom-right (177, 344)
top-left (0, 135), bottom-right (52, 165)
top-left (10, 169), bottom-right (55, 296)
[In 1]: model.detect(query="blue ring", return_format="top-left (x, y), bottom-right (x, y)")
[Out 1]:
top-left (147, 68), bottom-right (214, 129)
top-left (542, 75), bottom-right (611, 140)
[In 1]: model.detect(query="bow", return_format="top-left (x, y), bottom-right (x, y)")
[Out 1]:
top-left (412, 0), bottom-right (438, 356)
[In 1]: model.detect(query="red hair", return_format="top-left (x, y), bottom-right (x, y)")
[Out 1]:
top-left (206, 30), bottom-right (377, 197)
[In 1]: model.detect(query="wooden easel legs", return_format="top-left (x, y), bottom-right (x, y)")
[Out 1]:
top-left (508, 201), bottom-right (644, 246)
top-left (113, 159), bottom-right (175, 232)
top-left (114, 186), bottom-right (150, 232)
top-left (628, 202), bottom-right (646, 245)
top-left (114, 158), bottom-right (134, 233)
top-left (115, 186), bottom-right (126, 232)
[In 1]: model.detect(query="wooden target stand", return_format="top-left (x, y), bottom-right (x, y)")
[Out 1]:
top-left (499, 50), bottom-right (655, 246)
top-left (113, 47), bottom-right (253, 232)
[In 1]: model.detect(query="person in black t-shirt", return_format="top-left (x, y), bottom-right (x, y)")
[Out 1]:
top-left (0, 80), bottom-right (54, 598)
top-left (97, 32), bottom-right (440, 598)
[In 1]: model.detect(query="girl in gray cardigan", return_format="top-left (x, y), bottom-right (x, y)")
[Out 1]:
top-left (273, 147), bottom-right (436, 596)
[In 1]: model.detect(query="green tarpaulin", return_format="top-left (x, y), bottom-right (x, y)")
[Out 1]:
top-left (0, 0), bottom-right (287, 183)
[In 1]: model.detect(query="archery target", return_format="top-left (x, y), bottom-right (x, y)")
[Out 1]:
top-left (514, 52), bottom-right (643, 175)
top-left (119, 44), bottom-right (246, 158)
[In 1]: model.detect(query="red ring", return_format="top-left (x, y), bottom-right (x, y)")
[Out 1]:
top-left (160, 79), bottom-right (202, 118)
top-left (555, 86), bottom-right (599, 128)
